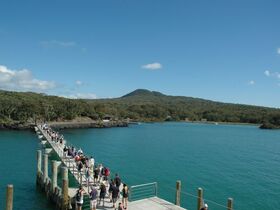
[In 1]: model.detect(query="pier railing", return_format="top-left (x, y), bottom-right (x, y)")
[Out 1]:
top-left (129, 182), bottom-right (158, 201)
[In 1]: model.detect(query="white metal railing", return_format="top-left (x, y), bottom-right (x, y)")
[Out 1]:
top-left (129, 182), bottom-right (158, 201)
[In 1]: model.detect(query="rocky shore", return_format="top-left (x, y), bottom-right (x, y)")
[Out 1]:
top-left (0, 119), bottom-right (128, 130)
top-left (49, 120), bottom-right (128, 130)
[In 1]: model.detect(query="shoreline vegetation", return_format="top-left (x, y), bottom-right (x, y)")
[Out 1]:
top-left (1, 89), bottom-right (280, 130)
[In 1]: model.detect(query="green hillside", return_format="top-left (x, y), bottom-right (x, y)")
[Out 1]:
top-left (0, 89), bottom-right (280, 129)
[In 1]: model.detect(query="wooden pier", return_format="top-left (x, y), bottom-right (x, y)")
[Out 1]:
top-left (35, 124), bottom-right (191, 210)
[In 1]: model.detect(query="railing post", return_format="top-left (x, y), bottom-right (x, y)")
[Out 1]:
top-left (227, 198), bottom-right (233, 210)
top-left (37, 150), bottom-right (42, 173)
top-left (5, 185), bottom-right (13, 210)
top-left (72, 164), bottom-right (75, 174)
top-left (197, 188), bottom-right (203, 210)
top-left (43, 154), bottom-right (48, 182)
top-left (155, 182), bottom-right (158, 197)
top-left (51, 160), bottom-right (58, 192)
top-left (175, 180), bottom-right (181, 206)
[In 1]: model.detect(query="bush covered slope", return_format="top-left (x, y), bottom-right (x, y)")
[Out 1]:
top-left (0, 89), bottom-right (279, 129)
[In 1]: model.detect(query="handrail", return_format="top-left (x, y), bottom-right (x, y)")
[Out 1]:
top-left (129, 182), bottom-right (158, 202)
top-left (130, 182), bottom-right (157, 189)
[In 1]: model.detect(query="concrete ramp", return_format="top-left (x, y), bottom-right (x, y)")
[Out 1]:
top-left (128, 197), bottom-right (186, 210)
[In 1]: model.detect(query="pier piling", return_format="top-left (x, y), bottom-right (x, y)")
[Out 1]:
top-left (37, 150), bottom-right (42, 173)
top-left (5, 185), bottom-right (13, 210)
top-left (43, 153), bottom-right (48, 182)
top-left (197, 188), bottom-right (203, 210)
top-left (61, 167), bottom-right (69, 209)
top-left (227, 198), bottom-right (233, 210)
top-left (62, 167), bottom-right (68, 181)
top-left (175, 180), bottom-right (181, 206)
top-left (52, 160), bottom-right (58, 192)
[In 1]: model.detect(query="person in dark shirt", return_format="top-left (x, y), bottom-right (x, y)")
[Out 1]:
top-left (89, 187), bottom-right (98, 210)
top-left (94, 167), bottom-right (99, 184)
top-left (122, 183), bottom-right (129, 209)
top-left (99, 183), bottom-right (106, 206)
top-left (109, 179), bottom-right (114, 202)
top-left (114, 173), bottom-right (121, 189)
top-left (111, 184), bottom-right (120, 208)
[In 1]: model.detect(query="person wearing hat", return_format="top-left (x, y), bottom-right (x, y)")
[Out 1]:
top-left (200, 203), bottom-right (208, 210)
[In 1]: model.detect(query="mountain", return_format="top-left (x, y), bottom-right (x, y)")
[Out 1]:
top-left (122, 89), bottom-right (165, 98)
top-left (0, 89), bottom-right (280, 129)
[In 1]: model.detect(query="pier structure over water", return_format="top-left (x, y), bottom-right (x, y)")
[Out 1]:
top-left (35, 124), bottom-right (189, 210)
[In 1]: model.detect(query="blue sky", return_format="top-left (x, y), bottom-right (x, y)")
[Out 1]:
top-left (0, 0), bottom-right (280, 107)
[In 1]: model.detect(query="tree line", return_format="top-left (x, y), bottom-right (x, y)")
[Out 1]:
top-left (0, 89), bottom-right (279, 129)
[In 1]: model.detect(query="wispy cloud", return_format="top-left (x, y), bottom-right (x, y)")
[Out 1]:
top-left (264, 70), bottom-right (280, 79)
top-left (264, 70), bottom-right (270, 77)
top-left (248, 80), bottom-right (255, 85)
top-left (277, 48), bottom-right (280, 55)
top-left (142, 62), bottom-right (162, 70)
top-left (62, 93), bottom-right (97, 99)
top-left (40, 40), bottom-right (77, 48)
top-left (0, 65), bottom-right (56, 91)
top-left (75, 80), bottom-right (83, 86)
top-left (40, 40), bottom-right (87, 52)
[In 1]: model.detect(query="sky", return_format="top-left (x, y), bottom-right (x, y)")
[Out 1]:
top-left (0, 0), bottom-right (280, 107)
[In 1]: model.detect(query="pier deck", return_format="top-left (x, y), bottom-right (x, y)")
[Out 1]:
top-left (36, 125), bottom-right (186, 210)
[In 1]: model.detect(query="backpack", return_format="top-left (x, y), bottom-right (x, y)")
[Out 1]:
top-left (105, 168), bottom-right (110, 176)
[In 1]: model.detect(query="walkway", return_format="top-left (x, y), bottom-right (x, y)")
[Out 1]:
top-left (36, 125), bottom-right (187, 210)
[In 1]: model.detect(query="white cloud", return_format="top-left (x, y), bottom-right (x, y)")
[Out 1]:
top-left (264, 70), bottom-right (270, 77)
top-left (142, 62), bottom-right (162, 70)
top-left (75, 80), bottom-right (83, 86)
top-left (265, 70), bottom-right (280, 79)
top-left (248, 80), bottom-right (255, 85)
top-left (63, 93), bottom-right (97, 99)
top-left (0, 65), bottom-right (56, 91)
top-left (277, 48), bottom-right (280, 54)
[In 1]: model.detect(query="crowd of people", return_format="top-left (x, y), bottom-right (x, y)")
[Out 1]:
top-left (41, 124), bottom-right (129, 210)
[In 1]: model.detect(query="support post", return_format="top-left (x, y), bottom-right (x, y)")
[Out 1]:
top-left (175, 180), bottom-right (181, 206)
top-left (80, 172), bottom-right (83, 185)
top-left (197, 188), bottom-right (203, 210)
top-left (52, 160), bottom-right (58, 192)
top-left (227, 198), bottom-right (233, 210)
top-left (62, 167), bottom-right (68, 181)
top-left (37, 150), bottom-right (42, 173)
top-left (62, 179), bottom-right (69, 210)
top-left (5, 185), bottom-right (13, 210)
top-left (43, 154), bottom-right (48, 182)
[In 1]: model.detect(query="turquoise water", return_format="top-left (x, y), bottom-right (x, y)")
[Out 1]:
top-left (0, 131), bottom-right (54, 210)
top-left (0, 123), bottom-right (280, 209)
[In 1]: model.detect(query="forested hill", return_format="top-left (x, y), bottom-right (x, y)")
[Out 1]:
top-left (0, 89), bottom-right (280, 129)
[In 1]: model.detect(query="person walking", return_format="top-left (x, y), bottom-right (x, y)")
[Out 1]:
top-left (75, 186), bottom-right (84, 210)
top-left (99, 182), bottom-right (106, 207)
top-left (89, 186), bottom-right (98, 210)
top-left (111, 183), bottom-right (120, 208)
top-left (122, 183), bottom-right (129, 209)
top-left (118, 202), bottom-right (124, 210)
top-left (114, 173), bottom-right (121, 189)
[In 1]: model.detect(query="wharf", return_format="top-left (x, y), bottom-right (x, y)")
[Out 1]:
top-left (35, 125), bottom-right (187, 210)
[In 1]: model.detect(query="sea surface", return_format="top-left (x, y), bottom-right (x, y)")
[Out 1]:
top-left (0, 122), bottom-right (280, 210)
